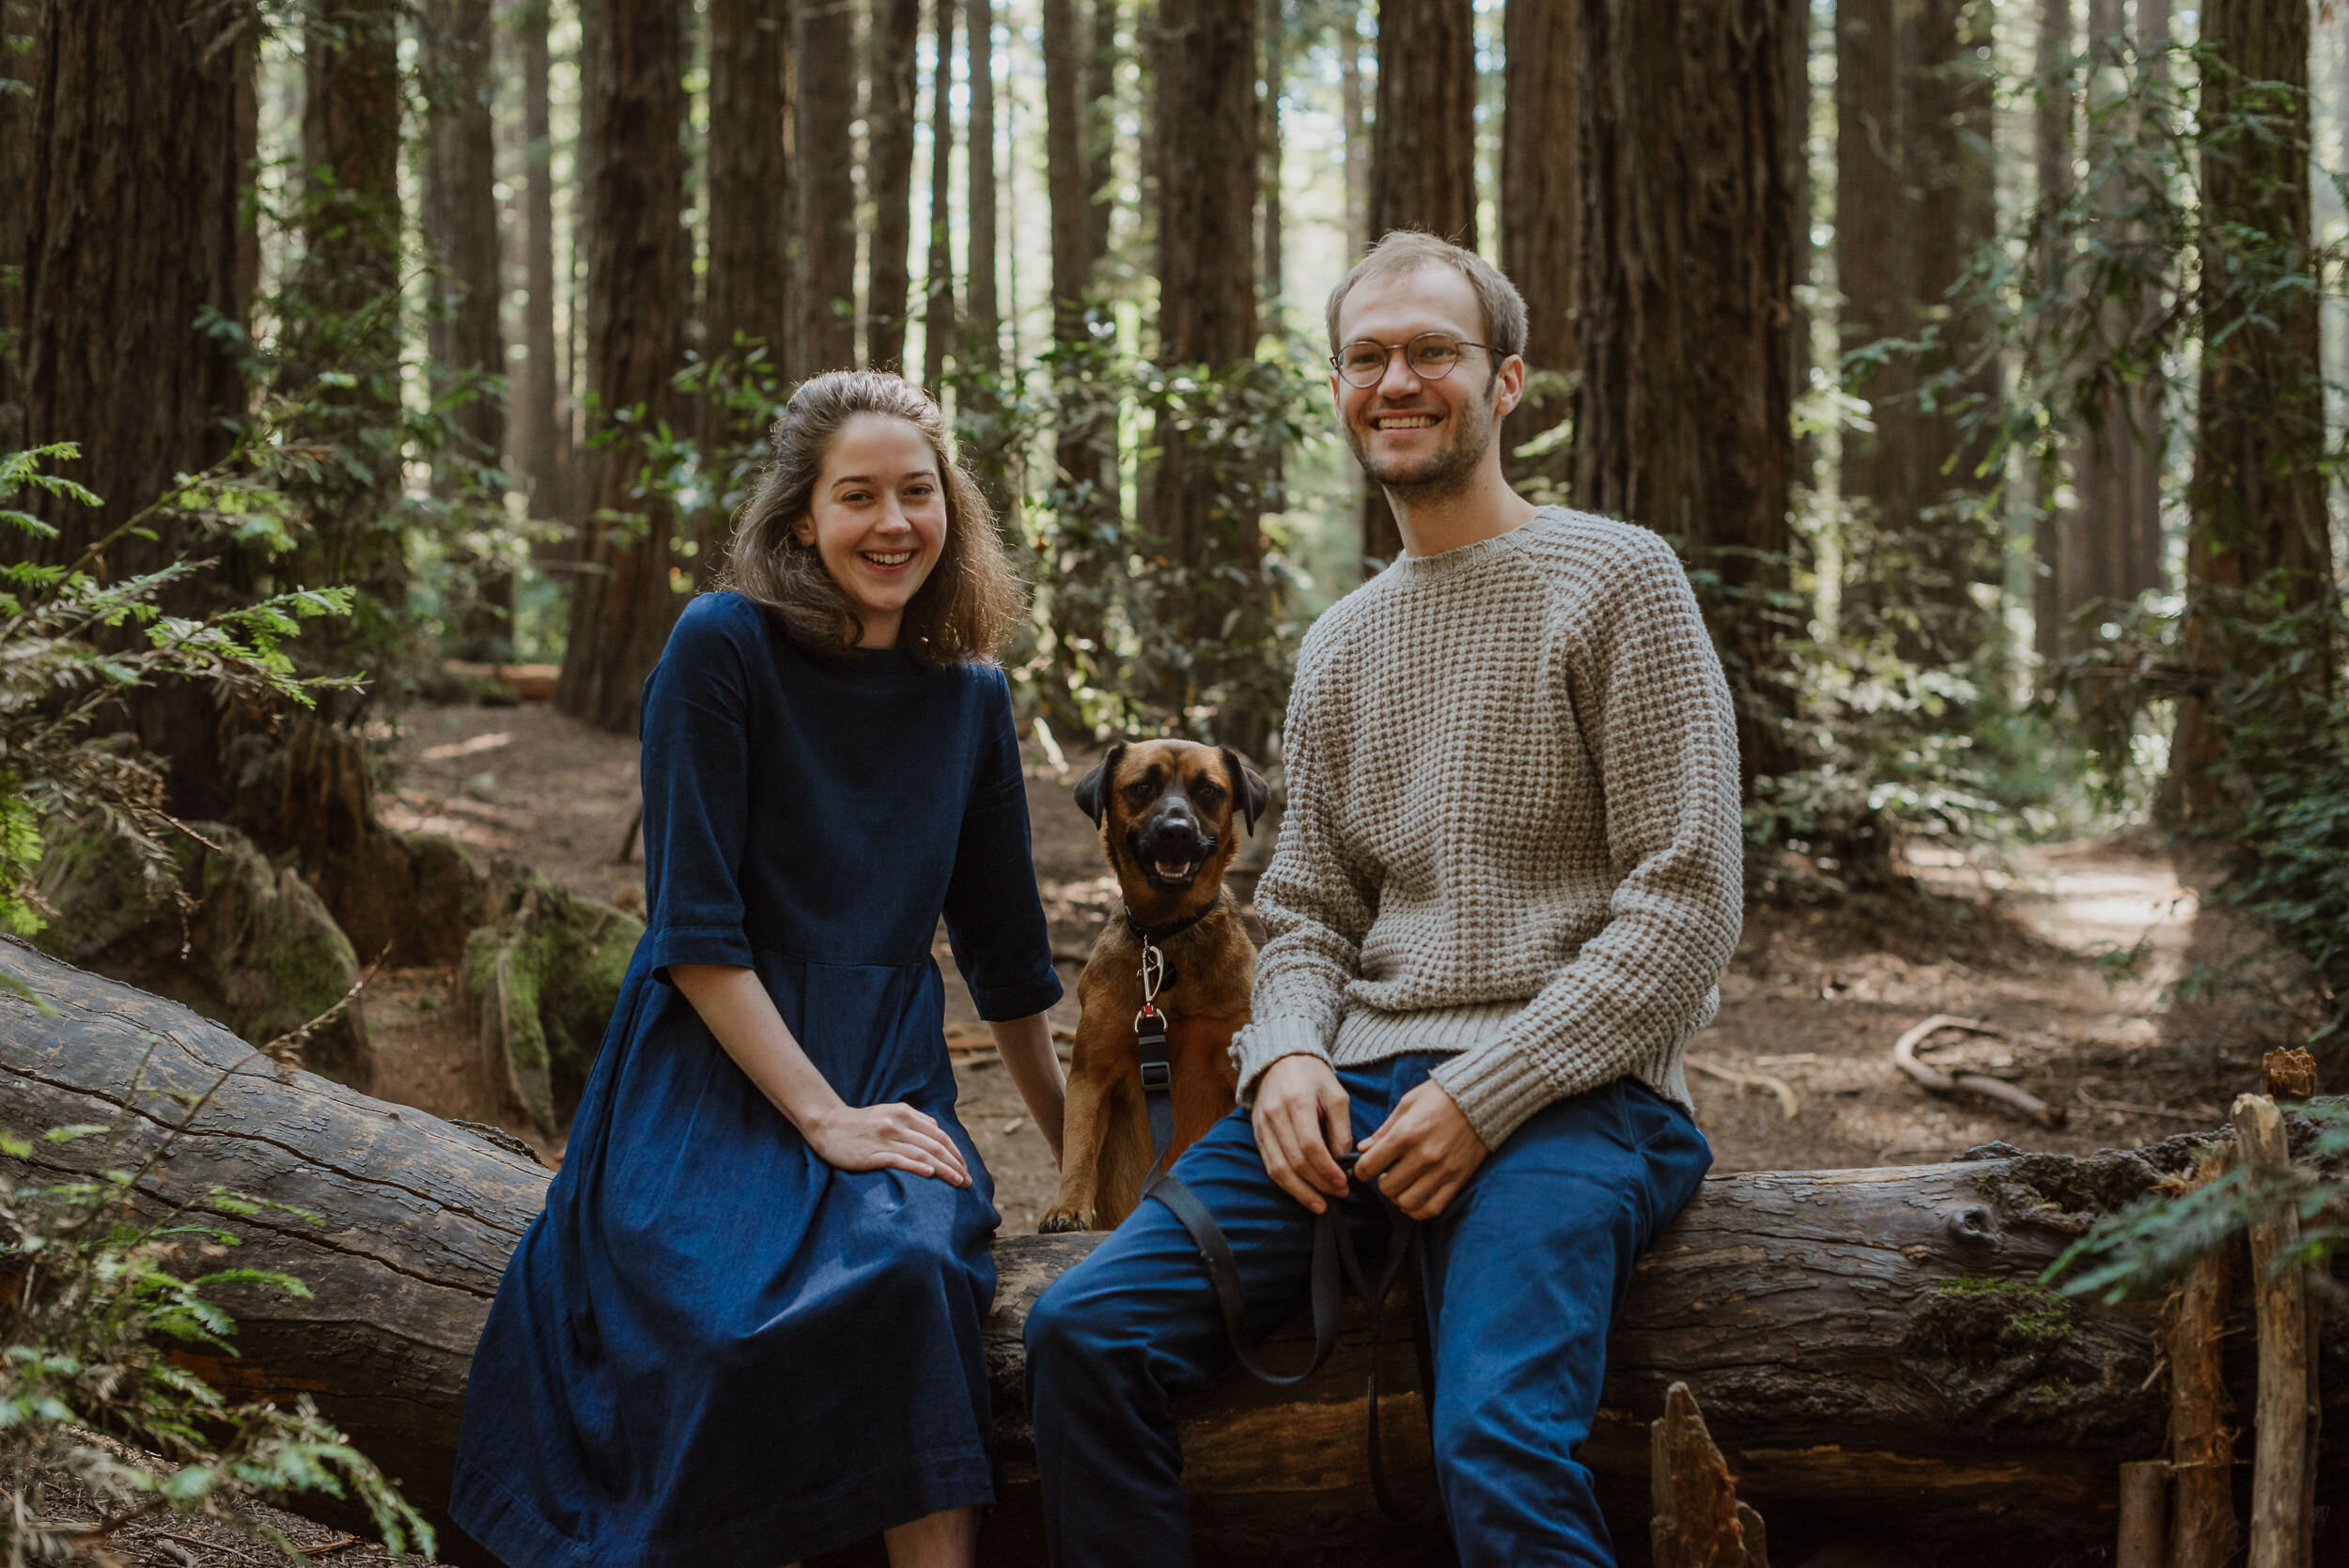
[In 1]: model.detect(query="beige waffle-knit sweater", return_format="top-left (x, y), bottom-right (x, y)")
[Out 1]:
top-left (1228, 506), bottom-right (1745, 1150)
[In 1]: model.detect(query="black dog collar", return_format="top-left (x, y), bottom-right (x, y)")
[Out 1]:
top-left (1123, 892), bottom-right (1223, 948)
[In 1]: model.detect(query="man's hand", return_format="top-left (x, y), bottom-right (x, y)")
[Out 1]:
top-left (1353, 1079), bottom-right (1488, 1219)
top-left (1252, 1054), bottom-right (1353, 1214)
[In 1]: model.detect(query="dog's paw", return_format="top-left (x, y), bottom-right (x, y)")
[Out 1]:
top-left (1036, 1205), bottom-right (1092, 1234)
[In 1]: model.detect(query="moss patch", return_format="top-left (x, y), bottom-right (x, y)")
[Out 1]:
top-left (460, 862), bottom-right (643, 1137)
top-left (1973, 1151), bottom-right (2167, 1235)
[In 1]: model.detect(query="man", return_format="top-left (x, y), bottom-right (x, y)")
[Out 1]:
top-left (1023, 230), bottom-right (1744, 1566)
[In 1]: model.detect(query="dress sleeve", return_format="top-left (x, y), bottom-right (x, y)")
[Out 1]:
top-left (941, 668), bottom-right (1066, 1021)
top-left (638, 598), bottom-right (760, 986)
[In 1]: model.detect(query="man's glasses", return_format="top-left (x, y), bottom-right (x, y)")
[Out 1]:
top-left (1330, 333), bottom-right (1493, 389)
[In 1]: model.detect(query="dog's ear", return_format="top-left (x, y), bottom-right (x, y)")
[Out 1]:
top-left (1221, 747), bottom-right (1269, 836)
top-left (1074, 743), bottom-right (1126, 826)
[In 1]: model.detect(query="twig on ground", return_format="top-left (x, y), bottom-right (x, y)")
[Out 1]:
top-left (1688, 1059), bottom-right (1800, 1121)
top-left (2074, 1085), bottom-right (2224, 1123)
top-left (1892, 1014), bottom-right (2065, 1129)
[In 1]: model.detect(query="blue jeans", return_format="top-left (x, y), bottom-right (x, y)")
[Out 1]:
top-left (1023, 1053), bottom-right (1712, 1568)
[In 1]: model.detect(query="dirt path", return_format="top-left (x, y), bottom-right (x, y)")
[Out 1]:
top-left (367, 699), bottom-right (2301, 1229)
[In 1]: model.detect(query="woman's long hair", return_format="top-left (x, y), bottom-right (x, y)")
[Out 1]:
top-left (718, 370), bottom-right (1024, 664)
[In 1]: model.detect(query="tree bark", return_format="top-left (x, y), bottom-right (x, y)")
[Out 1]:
top-left (1893, 0), bottom-right (1998, 667)
top-left (923, 0), bottom-right (957, 392)
top-left (22, 0), bottom-right (250, 815)
top-left (2031, 0), bottom-right (2074, 672)
top-left (707, 0), bottom-right (793, 373)
top-left (8, 945), bottom-right (2348, 1565)
top-left (1259, 0), bottom-right (1283, 326)
top-left (1834, 0), bottom-right (1911, 641)
top-left (794, 0), bottom-right (859, 373)
top-left (0, 0), bottom-right (34, 455)
top-left (965, 0), bottom-right (1002, 377)
top-left (424, 0), bottom-right (513, 659)
top-left (866, 0), bottom-right (922, 368)
top-left (1338, 10), bottom-right (1366, 256)
top-left (1085, 0), bottom-right (1118, 269)
top-left (1571, 0), bottom-right (1797, 790)
top-left (2172, 0), bottom-right (2328, 823)
top-left (1145, 0), bottom-right (1261, 687)
top-left (1500, 0), bottom-right (1575, 491)
top-left (514, 0), bottom-right (573, 534)
top-left (554, 0), bottom-right (688, 735)
top-left (1360, 0), bottom-right (1476, 569)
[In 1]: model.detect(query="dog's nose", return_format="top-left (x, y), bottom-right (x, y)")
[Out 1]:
top-left (1139, 804), bottom-right (1206, 855)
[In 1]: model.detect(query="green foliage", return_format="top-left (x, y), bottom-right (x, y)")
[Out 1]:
top-left (0, 445), bottom-right (355, 947)
top-left (0, 1052), bottom-right (433, 1562)
top-left (2046, 1100), bottom-right (2347, 1305)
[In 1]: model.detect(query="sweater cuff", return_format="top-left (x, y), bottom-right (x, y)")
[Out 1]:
top-left (1427, 1040), bottom-right (1562, 1151)
top-left (1229, 1015), bottom-right (1333, 1106)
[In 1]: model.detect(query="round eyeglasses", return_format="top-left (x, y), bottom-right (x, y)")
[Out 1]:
top-left (1330, 333), bottom-right (1493, 389)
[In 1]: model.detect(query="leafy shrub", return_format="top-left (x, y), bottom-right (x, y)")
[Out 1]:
top-left (0, 444), bottom-right (354, 948)
top-left (0, 1049), bottom-right (432, 1562)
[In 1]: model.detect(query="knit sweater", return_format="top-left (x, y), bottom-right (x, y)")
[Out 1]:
top-left (1228, 506), bottom-right (1746, 1150)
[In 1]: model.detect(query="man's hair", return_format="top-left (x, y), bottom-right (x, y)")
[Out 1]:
top-left (719, 369), bottom-right (1024, 665)
top-left (1323, 230), bottom-right (1529, 367)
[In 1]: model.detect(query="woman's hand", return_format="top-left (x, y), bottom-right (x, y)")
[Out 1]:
top-left (802, 1101), bottom-right (972, 1186)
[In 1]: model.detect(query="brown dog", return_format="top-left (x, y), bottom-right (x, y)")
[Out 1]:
top-left (1038, 739), bottom-right (1268, 1234)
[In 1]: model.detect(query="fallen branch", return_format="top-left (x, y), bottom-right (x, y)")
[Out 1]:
top-left (1892, 1013), bottom-right (2065, 1128)
top-left (1688, 1058), bottom-right (1799, 1121)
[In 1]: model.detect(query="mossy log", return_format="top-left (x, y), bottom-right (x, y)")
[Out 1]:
top-left (0, 944), bottom-right (2340, 1567)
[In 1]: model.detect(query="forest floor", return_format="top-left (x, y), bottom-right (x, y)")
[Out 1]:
top-left (365, 696), bottom-right (2318, 1232)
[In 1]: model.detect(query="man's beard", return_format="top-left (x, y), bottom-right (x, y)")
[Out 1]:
top-left (1345, 388), bottom-right (1496, 502)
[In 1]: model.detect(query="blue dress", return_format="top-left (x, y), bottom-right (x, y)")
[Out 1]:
top-left (451, 591), bottom-right (1063, 1568)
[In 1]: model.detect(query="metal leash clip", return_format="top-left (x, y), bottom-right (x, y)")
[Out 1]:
top-left (1134, 941), bottom-right (1171, 1091)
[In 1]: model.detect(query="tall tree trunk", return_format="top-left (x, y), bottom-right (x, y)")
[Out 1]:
top-left (424, 0), bottom-right (513, 659)
top-left (1338, 11), bottom-right (1365, 255)
top-left (2031, 0), bottom-right (2074, 672)
top-left (963, 0), bottom-right (1015, 524)
top-left (1361, 0), bottom-right (1476, 570)
top-left (2172, 0), bottom-right (2328, 822)
top-left (516, 0), bottom-right (572, 533)
top-left (1, 0), bottom-right (36, 454)
top-left (705, 0), bottom-right (791, 587)
top-left (1895, 0), bottom-right (1999, 668)
top-left (1085, 0), bottom-right (1118, 268)
top-left (707, 0), bottom-right (792, 370)
top-left (1260, 0), bottom-right (1283, 326)
top-left (923, 0), bottom-right (957, 391)
top-left (794, 0), bottom-right (859, 373)
top-left (867, 0), bottom-right (921, 368)
top-left (555, 0), bottom-right (688, 735)
top-left (1146, 0), bottom-right (1259, 699)
top-left (22, 0), bottom-right (249, 815)
top-left (1572, 0), bottom-right (1797, 790)
top-left (1500, 0), bottom-right (1575, 491)
top-left (1834, 0), bottom-right (1912, 645)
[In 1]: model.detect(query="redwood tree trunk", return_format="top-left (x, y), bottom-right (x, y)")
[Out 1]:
top-left (1146, 0), bottom-right (1260, 703)
top-left (1085, 0), bottom-right (1118, 268)
top-left (0, 0), bottom-right (32, 454)
top-left (2173, 0), bottom-right (2328, 821)
top-left (794, 0), bottom-right (859, 373)
top-left (966, 0), bottom-right (1002, 377)
top-left (515, 0), bottom-right (572, 532)
top-left (1360, 0), bottom-right (1476, 568)
top-left (1834, 0), bottom-right (1913, 644)
top-left (1501, 0), bottom-right (1576, 491)
top-left (22, 0), bottom-right (249, 815)
top-left (866, 0), bottom-right (922, 368)
top-left (923, 0), bottom-right (957, 392)
top-left (424, 0), bottom-right (512, 658)
top-left (707, 0), bottom-right (793, 371)
top-left (555, 0), bottom-right (687, 736)
top-left (2031, 0), bottom-right (2074, 672)
top-left (1571, 0), bottom-right (1797, 790)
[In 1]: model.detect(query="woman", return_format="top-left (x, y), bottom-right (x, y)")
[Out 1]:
top-left (452, 371), bottom-right (1068, 1568)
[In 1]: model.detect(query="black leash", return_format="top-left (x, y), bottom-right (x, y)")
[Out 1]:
top-left (1123, 916), bottom-right (1442, 1527)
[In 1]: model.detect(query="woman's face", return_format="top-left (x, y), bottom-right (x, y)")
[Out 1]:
top-left (794, 413), bottom-right (950, 649)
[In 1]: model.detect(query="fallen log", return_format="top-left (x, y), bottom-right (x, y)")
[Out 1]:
top-left (1, 941), bottom-right (2341, 1567)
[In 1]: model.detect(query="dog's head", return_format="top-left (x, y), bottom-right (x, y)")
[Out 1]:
top-left (1074, 740), bottom-right (1269, 907)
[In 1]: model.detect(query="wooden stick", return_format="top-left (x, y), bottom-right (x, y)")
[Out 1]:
top-left (2232, 1093), bottom-right (2310, 1568)
top-left (2167, 1156), bottom-right (2236, 1568)
top-left (1651, 1381), bottom-right (1766, 1568)
top-left (2117, 1460), bottom-right (2169, 1568)
top-left (1688, 1058), bottom-right (1801, 1121)
top-left (1891, 1014), bottom-right (2066, 1128)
